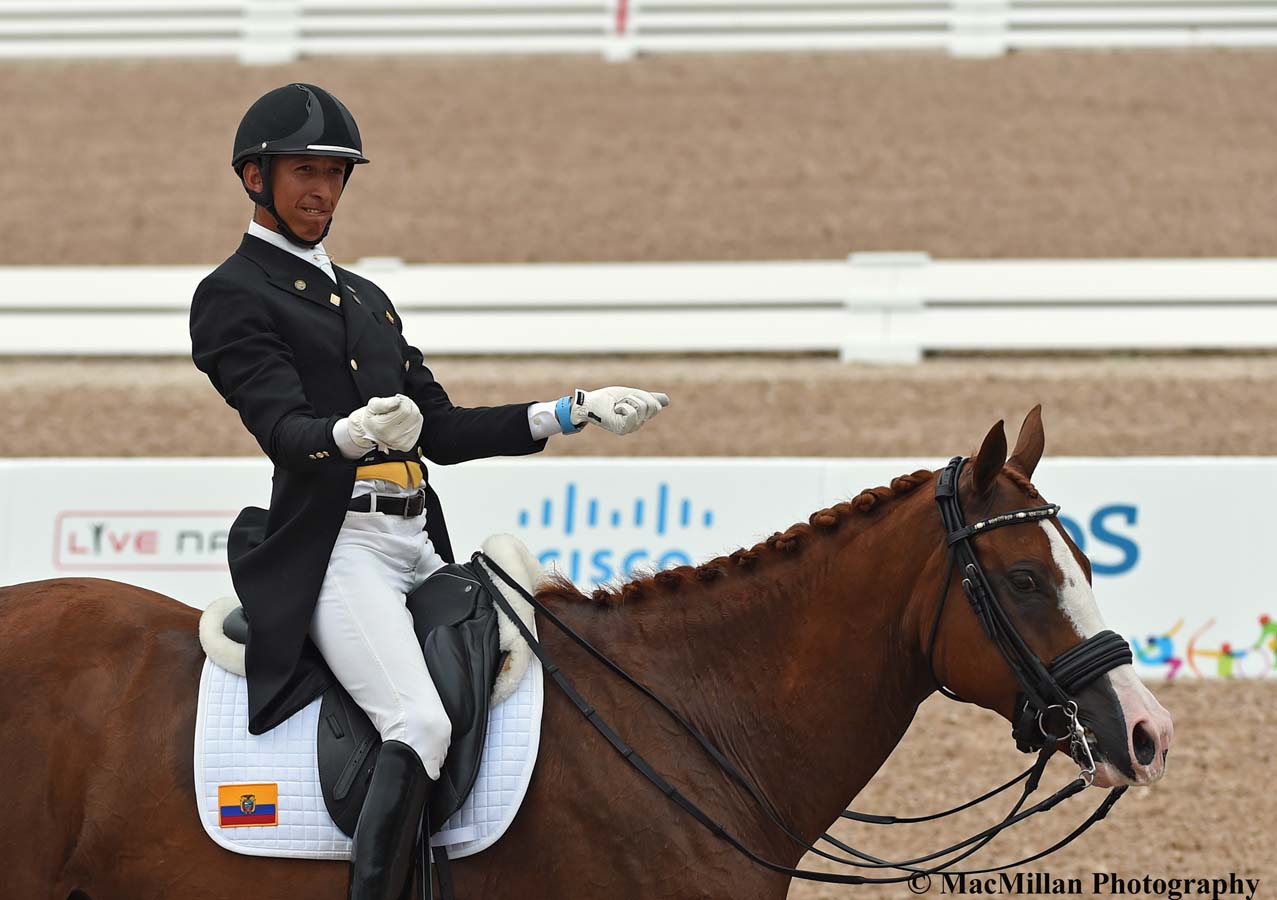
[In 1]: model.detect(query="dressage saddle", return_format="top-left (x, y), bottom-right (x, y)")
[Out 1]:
top-left (221, 561), bottom-right (504, 835)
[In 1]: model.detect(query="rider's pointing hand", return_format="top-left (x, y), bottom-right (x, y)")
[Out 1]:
top-left (563, 387), bottom-right (670, 436)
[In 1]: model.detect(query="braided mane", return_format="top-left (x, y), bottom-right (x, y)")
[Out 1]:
top-left (538, 468), bottom-right (937, 609)
top-left (1003, 466), bottom-right (1041, 499)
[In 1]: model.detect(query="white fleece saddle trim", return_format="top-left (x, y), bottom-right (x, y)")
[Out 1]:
top-left (198, 594), bottom-right (244, 673)
top-left (197, 533), bottom-right (543, 704)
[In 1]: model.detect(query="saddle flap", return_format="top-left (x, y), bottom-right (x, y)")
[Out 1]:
top-left (317, 559), bottom-right (504, 837)
top-left (424, 613), bottom-right (502, 826)
top-left (318, 688), bottom-right (381, 835)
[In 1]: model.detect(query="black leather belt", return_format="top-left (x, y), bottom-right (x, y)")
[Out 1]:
top-left (347, 489), bottom-right (426, 517)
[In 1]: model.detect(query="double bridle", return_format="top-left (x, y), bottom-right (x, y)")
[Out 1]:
top-left (470, 457), bottom-right (1137, 889)
top-left (929, 456), bottom-right (1133, 765)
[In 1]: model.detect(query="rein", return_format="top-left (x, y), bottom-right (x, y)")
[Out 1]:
top-left (470, 457), bottom-right (1134, 887)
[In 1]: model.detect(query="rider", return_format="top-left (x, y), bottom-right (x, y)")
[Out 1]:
top-left (190, 83), bottom-right (669, 900)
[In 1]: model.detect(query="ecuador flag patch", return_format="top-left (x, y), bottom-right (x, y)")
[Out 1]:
top-left (218, 783), bottom-right (278, 828)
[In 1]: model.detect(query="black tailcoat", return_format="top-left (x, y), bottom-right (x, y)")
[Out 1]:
top-left (190, 234), bottom-right (546, 734)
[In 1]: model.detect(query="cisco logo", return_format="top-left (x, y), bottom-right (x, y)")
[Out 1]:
top-left (516, 484), bottom-right (1140, 584)
top-left (519, 482), bottom-right (714, 586)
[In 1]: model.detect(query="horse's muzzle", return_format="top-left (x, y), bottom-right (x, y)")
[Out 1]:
top-left (1083, 665), bottom-right (1174, 788)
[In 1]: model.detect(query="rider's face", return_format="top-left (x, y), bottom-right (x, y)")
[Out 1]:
top-left (244, 154), bottom-right (346, 244)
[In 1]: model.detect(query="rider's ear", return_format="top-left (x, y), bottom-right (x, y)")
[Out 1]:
top-left (971, 420), bottom-right (1007, 497)
top-left (242, 161), bottom-right (263, 192)
top-left (1007, 404), bottom-right (1045, 480)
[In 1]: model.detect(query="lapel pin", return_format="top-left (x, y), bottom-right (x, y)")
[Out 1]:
top-left (385, 311), bottom-right (395, 324)
top-left (330, 294), bottom-right (341, 306)
top-left (294, 279), bottom-right (307, 291)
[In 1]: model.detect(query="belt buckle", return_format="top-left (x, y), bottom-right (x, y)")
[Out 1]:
top-left (409, 490), bottom-right (425, 517)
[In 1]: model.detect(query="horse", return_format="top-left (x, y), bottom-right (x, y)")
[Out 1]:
top-left (0, 408), bottom-right (1173, 900)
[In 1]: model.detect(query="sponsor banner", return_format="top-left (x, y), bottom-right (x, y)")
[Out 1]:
top-left (53, 510), bottom-right (236, 571)
top-left (0, 457), bottom-right (1270, 681)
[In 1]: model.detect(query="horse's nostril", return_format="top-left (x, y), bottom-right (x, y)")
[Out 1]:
top-left (1133, 722), bottom-right (1156, 766)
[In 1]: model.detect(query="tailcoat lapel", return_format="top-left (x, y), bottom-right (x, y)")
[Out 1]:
top-left (234, 234), bottom-right (341, 318)
top-left (234, 233), bottom-right (377, 394)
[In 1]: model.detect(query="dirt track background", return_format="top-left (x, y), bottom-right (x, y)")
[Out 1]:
top-left (3, 50), bottom-right (1277, 265)
top-left (1, 50), bottom-right (1274, 898)
top-left (3, 353), bottom-right (1277, 459)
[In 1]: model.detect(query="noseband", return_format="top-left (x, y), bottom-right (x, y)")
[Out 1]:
top-left (930, 457), bottom-right (1133, 763)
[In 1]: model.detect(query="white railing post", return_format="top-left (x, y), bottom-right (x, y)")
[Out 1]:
top-left (842, 252), bottom-right (930, 364)
top-left (604, 0), bottom-right (637, 61)
top-left (240, 0), bottom-right (302, 65)
top-left (949, 0), bottom-right (1009, 57)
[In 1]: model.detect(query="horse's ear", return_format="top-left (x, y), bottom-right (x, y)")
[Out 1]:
top-left (1008, 404), bottom-right (1046, 480)
top-left (972, 420), bottom-right (1007, 497)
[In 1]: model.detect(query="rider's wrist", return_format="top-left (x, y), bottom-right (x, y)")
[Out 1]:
top-left (556, 394), bottom-right (582, 434)
top-left (336, 417), bottom-right (373, 457)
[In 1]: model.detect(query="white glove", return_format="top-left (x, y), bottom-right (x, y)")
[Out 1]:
top-left (346, 394), bottom-right (423, 453)
top-left (570, 386), bottom-right (670, 436)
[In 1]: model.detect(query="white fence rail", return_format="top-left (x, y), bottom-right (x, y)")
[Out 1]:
top-left (3, 0), bottom-right (1277, 60)
top-left (3, 254), bottom-right (1277, 362)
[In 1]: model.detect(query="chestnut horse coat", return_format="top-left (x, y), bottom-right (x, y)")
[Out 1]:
top-left (190, 234), bottom-right (546, 735)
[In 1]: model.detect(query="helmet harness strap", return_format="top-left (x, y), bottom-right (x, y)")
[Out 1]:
top-left (232, 83), bottom-right (366, 250)
top-left (239, 154), bottom-right (356, 250)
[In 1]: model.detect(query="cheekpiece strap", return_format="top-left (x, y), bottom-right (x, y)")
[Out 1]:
top-left (935, 456), bottom-right (962, 498)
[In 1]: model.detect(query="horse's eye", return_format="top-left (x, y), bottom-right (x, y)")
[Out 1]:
top-left (1010, 572), bottom-right (1037, 592)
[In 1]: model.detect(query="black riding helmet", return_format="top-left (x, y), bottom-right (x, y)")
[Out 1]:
top-left (232, 83), bottom-right (369, 248)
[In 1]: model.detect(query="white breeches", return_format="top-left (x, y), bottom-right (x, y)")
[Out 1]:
top-left (309, 506), bottom-right (450, 779)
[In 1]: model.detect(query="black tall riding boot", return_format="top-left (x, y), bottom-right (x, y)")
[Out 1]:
top-left (348, 739), bottom-right (433, 900)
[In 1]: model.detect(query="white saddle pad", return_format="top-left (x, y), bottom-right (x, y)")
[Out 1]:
top-left (192, 651), bottom-right (543, 860)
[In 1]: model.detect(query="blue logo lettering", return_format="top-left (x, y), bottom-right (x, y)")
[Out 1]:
top-left (1058, 504), bottom-right (1140, 577)
top-left (523, 482), bottom-right (714, 587)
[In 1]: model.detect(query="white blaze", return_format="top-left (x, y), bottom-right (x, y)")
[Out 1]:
top-left (1041, 522), bottom-right (1106, 639)
top-left (1040, 522), bottom-right (1172, 785)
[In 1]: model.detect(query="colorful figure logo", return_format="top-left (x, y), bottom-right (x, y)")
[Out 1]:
top-left (1133, 614), bottom-right (1275, 680)
top-left (1134, 619), bottom-right (1183, 679)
